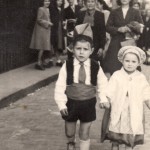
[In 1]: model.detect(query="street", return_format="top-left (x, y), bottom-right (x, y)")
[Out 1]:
top-left (0, 65), bottom-right (150, 150)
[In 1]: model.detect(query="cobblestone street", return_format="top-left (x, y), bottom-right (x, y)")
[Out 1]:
top-left (0, 65), bottom-right (150, 150)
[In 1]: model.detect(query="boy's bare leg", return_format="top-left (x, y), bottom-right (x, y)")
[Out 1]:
top-left (65, 121), bottom-right (77, 143)
top-left (79, 122), bottom-right (92, 150)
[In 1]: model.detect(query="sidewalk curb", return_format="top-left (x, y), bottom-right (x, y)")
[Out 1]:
top-left (0, 74), bottom-right (58, 109)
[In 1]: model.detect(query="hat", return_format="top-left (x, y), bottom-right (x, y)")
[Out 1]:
top-left (74, 23), bottom-right (93, 40)
top-left (118, 46), bottom-right (146, 64)
top-left (67, 23), bottom-right (93, 39)
top-left (66, 23), bottom-right (93, 52)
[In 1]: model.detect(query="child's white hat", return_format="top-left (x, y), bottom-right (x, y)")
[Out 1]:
top-left (118, 46), bottom-right (146, 64)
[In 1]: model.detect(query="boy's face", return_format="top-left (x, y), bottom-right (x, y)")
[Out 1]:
top-left (122, 53), bottom-right (140, 74)
top-left (73, 41), bottom-right (93, 62)
top-left (85, 0), bottom-right (96, 11)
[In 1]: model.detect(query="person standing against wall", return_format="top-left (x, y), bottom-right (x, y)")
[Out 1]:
top-left (30, 0), bottom-right (53, 70)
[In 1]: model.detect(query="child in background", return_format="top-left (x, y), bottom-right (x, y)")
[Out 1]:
top-left (105, 46), bottom-right (150, 150)
top-left (30, 0), bottom-right (53, 70)
top-left (54, 23), bottom-right (109, 150)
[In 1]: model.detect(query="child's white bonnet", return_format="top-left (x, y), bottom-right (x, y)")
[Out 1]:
top-left (118, 46), bottom-right (146, 64)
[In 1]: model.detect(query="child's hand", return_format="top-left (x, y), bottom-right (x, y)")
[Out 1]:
top-left (103, 102), bottom-right (110, 109)
top-left (99, 102), bottom-right (110, 109)
top-left (60, 108), bottom-right (68, 116)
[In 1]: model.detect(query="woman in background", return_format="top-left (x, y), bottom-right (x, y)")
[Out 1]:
top-left (103, 0), bottom-right (143, 77)
top-left (50, 0), bottom-right (65, 66)
top-left (30, 0), bottom-right (53, 70)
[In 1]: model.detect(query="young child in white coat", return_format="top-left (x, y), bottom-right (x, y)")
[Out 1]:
top-left (105, 46), bottom-right (150, 150)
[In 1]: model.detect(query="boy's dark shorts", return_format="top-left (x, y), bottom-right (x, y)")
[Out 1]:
top-left (62, 97), bottom-right (96, 122)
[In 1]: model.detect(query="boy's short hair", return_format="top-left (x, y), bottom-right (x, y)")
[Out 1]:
top-left (73, 34), bottom-right (93, 48)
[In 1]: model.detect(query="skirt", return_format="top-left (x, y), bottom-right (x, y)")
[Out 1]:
top-left (101, 96), bottom-right (144, 148)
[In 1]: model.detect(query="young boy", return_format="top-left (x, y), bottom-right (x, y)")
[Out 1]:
top-left (54, 23), bottom-right (109, 150)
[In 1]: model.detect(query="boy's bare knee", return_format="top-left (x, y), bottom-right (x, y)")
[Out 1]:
top-left (66, 132), bottom-right (75, 138)
top-left (65, 121), bottom-right (76, 138)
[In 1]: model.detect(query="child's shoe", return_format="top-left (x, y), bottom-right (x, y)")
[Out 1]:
top-left (67, 142), bottom-right (76, 150)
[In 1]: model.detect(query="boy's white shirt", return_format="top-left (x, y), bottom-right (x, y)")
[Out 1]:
top-left (107, 68), bottom-right (150, 134)
top-left (54, 58), bottom-right (108, 111)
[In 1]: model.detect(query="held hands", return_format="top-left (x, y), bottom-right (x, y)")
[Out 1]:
top-left (99, 102), bottom-right (110, 109)
top-left (60, 108), bottom-right (68, 116)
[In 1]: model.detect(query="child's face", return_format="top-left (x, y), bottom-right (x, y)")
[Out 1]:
top-left (73, 41), bottom-right (93, 62)
top-left (122, 53), bottom-right (140, 74)
top-left (85, 0), bottom-right (96, 11)
top-left (44, 0), bottom-right (50, 7)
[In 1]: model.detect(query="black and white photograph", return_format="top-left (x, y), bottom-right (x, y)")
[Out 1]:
top-left (0, 0), bottom-right (150, 150)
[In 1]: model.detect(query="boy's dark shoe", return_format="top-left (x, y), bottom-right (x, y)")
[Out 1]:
top-left (67, 142), bottom-right (76, 150)
top-left (43, 61), bottom-right (53, 68)
top-left (35, 64), bottom-right (45, 70)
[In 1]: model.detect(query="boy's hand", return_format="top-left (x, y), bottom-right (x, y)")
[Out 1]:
top-left (60, 108), bottom-right (68, 116)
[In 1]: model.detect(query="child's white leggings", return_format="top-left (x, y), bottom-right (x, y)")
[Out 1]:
top-left (79, 139), bottom-right (90, 150)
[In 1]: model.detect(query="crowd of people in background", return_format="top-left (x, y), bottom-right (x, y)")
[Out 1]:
top-left (29, 0), bottom-right (150, 71)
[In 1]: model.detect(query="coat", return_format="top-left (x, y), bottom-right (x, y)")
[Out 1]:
top-left (106, 68), bottom-right (150, 134)
top-left (76, 10), bottom-right (106, 52)
top-left (30, 7), bottom-right (51, 51)
top-left (64, 5), bottom-right (81, 32)
top-left (50, 6), bottom-right (65, 50)
top-left (103, 7), bottom-right (143, 74)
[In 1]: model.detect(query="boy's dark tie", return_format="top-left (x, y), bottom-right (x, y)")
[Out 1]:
top-left (79, 62), bottom-right (86, 83)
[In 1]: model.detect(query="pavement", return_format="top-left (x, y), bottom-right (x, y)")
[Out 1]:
top-left (0, 63), bottom-right (59, 108)
top-left (0, 62), bottom-right (149, 150)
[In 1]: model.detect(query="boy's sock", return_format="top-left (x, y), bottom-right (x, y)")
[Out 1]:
top-left (79, 139), bottom-right (90, 150)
